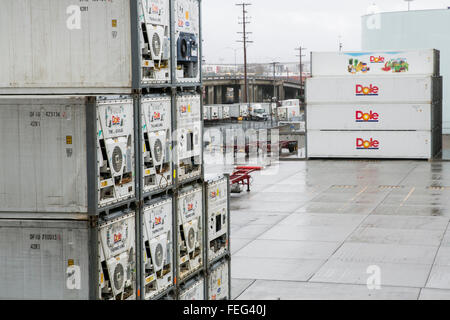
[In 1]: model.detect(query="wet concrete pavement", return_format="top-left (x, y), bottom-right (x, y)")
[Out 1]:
top-left (208, 159), bottom-right (450, 300)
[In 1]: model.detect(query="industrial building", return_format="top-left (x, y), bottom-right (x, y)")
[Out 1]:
top-left (362, 8), bottom-right (450, 134)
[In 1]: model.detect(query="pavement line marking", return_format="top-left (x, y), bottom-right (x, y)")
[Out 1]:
top-left (400, 187), bottom-right (416, 207)
top-left (350, 186), bottom-right (368, 202)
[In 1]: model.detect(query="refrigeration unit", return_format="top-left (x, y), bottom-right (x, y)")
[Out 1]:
top-left (206, 177), bottom-right (229, 263)
top-left (142, 95), bottom-right (173, 194)
top-left (139, 0), bottom-right (171, 83)
top-left (142, 197), bottom-right (173, 300)
top-left (203, 106), bottom-right (210, 121)
top-left (210, 106), bottom-right (219, 120)
top-left (0, 211), bottom-right (136, 300)
top-left (179, 277), bottom-right (205, 300)
top-left (207, 259), bottom-right (230, 300)
top-left (0, 96), bottom-right (135, 214)
top-left (176, 94), bottom-right (202, 182)
top-left (222, 106), bottom-right (231, 120)
top-left (98, 212), bottom-right (136, 300)
top-left (174, 0), bottom-right (200, 83)
top-left (177, 185), bottom-right (203, 281)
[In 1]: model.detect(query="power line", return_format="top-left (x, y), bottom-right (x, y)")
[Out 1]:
top-left (236, 2), bottom-right (252, 103)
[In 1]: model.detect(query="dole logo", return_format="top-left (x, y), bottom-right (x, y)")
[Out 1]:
top-left (113, 233), bottom-right (122, 243)
top-left (154, 216), bottom-right (162, 226)
top-left (181, 105), bottom-right (187, 113)
top-left (356, 138), bottom-right (380, 150)
top-left (356, 110), bottom-right (379, 122)
top-left (151, 4), bottom-right (159, 13)
top-left (187, 203), bottom-right (194, 211)
top-left (112, 116), bottom-right (121, 125)
top-left (370, 56), bottom-right (385, 63)
top-left (153, 112), bottom-right (161, 120)
top-left (356, 84), bottom-right (379, 96)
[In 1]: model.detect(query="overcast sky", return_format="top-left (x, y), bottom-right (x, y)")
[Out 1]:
top-left (202, 0), bottom-right (450, 64)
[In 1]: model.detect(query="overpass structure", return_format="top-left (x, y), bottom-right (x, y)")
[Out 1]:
top-left (203, 76), bottom-right (303, 105)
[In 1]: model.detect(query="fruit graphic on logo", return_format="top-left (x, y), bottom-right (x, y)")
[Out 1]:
top-left (382, 58), bottom-right (409, 73)
top-left (348, 58), bottom-right (370, 74)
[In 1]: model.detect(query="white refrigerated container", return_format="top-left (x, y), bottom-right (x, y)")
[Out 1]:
top-left (0, 0), bottom-right (133, 94)
top-left (307, 103), bottom-right (439, 131)
top-left (307, 130), bottom-right (440, 159)
top-left (0, 96), bottom-right (135, 214)
top-left (306, 76), bottom-right (442, 104)
top-left (0, 211), bottom-right (137, 300)
top-left (311, 49), bottom-right (440, 77)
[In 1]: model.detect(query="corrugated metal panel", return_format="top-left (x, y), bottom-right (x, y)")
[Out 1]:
top-left (307, 130), bottom-right (433, 159)
top-left (0, 96), bottom-right (88, 213)
top-left (0, 219), bottom-right (90, 300)
top-left (306, 76), bottom-right (439, 104)
top-left (307, 104), bottom-right (434, 131)
top-left (0, 0), bottom-right (132, 93)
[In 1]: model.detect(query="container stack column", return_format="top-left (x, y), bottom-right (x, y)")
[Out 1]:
top-left (306, 50), bottom-right (442, 160)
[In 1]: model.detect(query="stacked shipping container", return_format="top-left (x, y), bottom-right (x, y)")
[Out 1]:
top-left (306, 49), bottom-right (442, 159)
top-left (0, 0), bottom-right (231, 300)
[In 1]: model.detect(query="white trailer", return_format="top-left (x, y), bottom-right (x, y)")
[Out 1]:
top-left (307, 103), bottom-right (440, 131)
top-left (306, 76), bottom-right (442, 104)
top-left (311, 49), bottom-right (439, 77)
top-left (307, 130), bottom-right (440, 159)
top-left (278, 105), bottom-right (301, 121)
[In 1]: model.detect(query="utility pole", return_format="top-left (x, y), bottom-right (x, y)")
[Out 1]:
top-left (295, 46), bottom-right (306, 99)
top-left (272, 62), bottom-right (279, 102)
top-left (405, 0), bottom-right (414, 11)
top-left (236, 3), bottom-right (252, 104)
